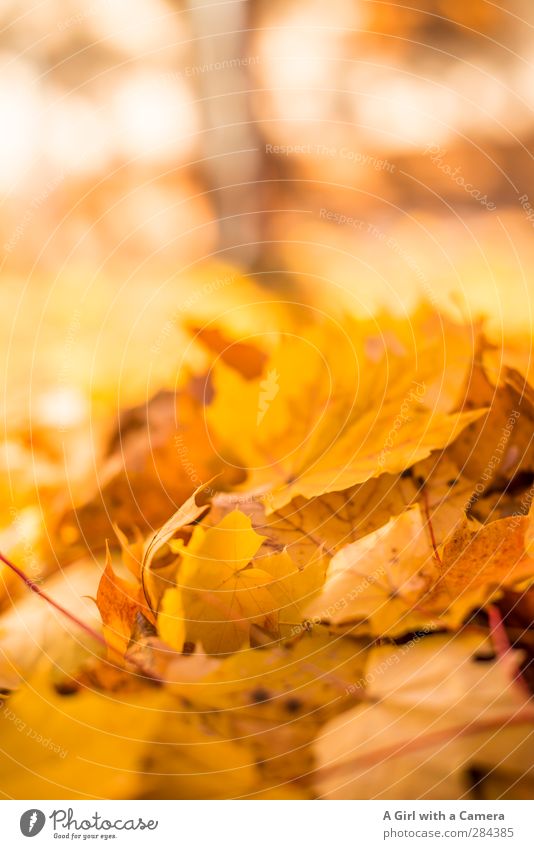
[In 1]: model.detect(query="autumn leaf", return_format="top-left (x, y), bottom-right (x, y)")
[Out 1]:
top-left (57, 385), bottom-right (242, 552)
top-left (165, 510), bottom-right (278, 654)
top-left (260, 549), bottom-right (327, 632)
top-left (209, 449), bottom-right (474, 572)
top-left (208, 482), bottom-right (411, 567)
top-left (0, 667), bottom-right (168, 799)
top-left (314, 631), bottom-right (534, 799)
top-left (305, 506), bottom-right (441, 637)
top-left (157, 506), bottom-right (329, 651)
top-left (112, 523), bottom-right (145, 580)
top-left (96, 544), bottom-right (153, 656)
top-left (171, 628), bottom-right (369, 790)
top-left (449, 361), bottom-right (534, 497)
top-left (141, 711), bottom-right (259, 800)
top-left (203, 308), bottom-right (485, 511)
top-left (95, 487), bottom-right (210, 656)
top-left (156, 588), bottom-right (186, 652)
top-left (5, 290), bottom-right (534, 803)
top-left (306, 504), bottom-right (534, 636)
top-left (142, 484), bottom-right (211, 575)
top-left (427, 510), bottom-right (534, 626)
top-left (140, 483), bottom-right (211, 610)
top-left (186, 322), bottom-right (268, 379)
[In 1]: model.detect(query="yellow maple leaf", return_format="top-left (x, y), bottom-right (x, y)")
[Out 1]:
top-left (314, 631), bottom-right (533, 799)
top-left (209, 450), bottom-right (473, 574)
top-left (448, 361), bottom-right (534, 497)
top-left (204, 309), bottom-right (485, 511)
top-left (305, 507), bottom-right (440, 637)
top-left (157, 588), bottom-right (186, 652)
top-left (307, 503), bottom-right (534, 637)
top-left (0, 668), bottom-right (167, 799)
top-left (158, 509), bottom-right (329, 651)
top-left (166, 510), bottom-right (277, 654)
top-left (170, 629), bottom-right (368, 789)
top-left (260, 549), bottom-right (327, 632)
top-left (429, 511), bottom-right (534, 625)
top-left (96, 544), bottom-right (154, 656)
top-left (142, 711), bottom-right (259, 800)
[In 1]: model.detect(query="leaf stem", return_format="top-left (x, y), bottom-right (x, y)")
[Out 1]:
top-left (315, 707), bottom-right (534, 782)
top-left (487, 603), bottom-right (531, 699)
top-left (0, 549), bottom-right (164, 683)
top-left (0, 549), bottom-right (108, 648)
top-left (421, 486), bottom-right (442, 566)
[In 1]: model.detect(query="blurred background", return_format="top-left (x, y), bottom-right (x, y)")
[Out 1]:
top-left (2, 0), bottom-right (534, 580)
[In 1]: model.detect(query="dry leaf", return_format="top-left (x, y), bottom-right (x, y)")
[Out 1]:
top-left (205, 309), bottom-right (485, 510)
top-left (173, 628), bottom-right (369, 789)
top-left (314, 631), bottom-right (533, 799)
top-left (96, 544), bottom-right (154, 656)
top-left (170, 510), bottom-right (278, 654)
top-left (305, 507), bottom-right (440, 637)
top-left (0, 668), bottom-right (168, 799)
top-left (307, 504), bottom-right (534, 636)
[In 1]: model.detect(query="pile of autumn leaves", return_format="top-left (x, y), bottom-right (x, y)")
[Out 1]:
top-left (4, 306), bottom-right (534, 799)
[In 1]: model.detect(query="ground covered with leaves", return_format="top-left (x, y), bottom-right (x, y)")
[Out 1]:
top-left (1, 299), bottom-right (534, 799)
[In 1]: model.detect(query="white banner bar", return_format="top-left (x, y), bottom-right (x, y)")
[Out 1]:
top-left (2, 800), bottom-right (533, 848)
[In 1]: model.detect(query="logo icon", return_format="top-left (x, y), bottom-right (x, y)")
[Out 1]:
top-left (20, 810), bottom-right (46, 837)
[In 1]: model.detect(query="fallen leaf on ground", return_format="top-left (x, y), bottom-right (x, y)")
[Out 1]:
top-left (306, 504), bottom-right (534, 636)
top-left (314, 631), bottom-right (533, 799)
top-left (205, 309), bottom-right (485, 510)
